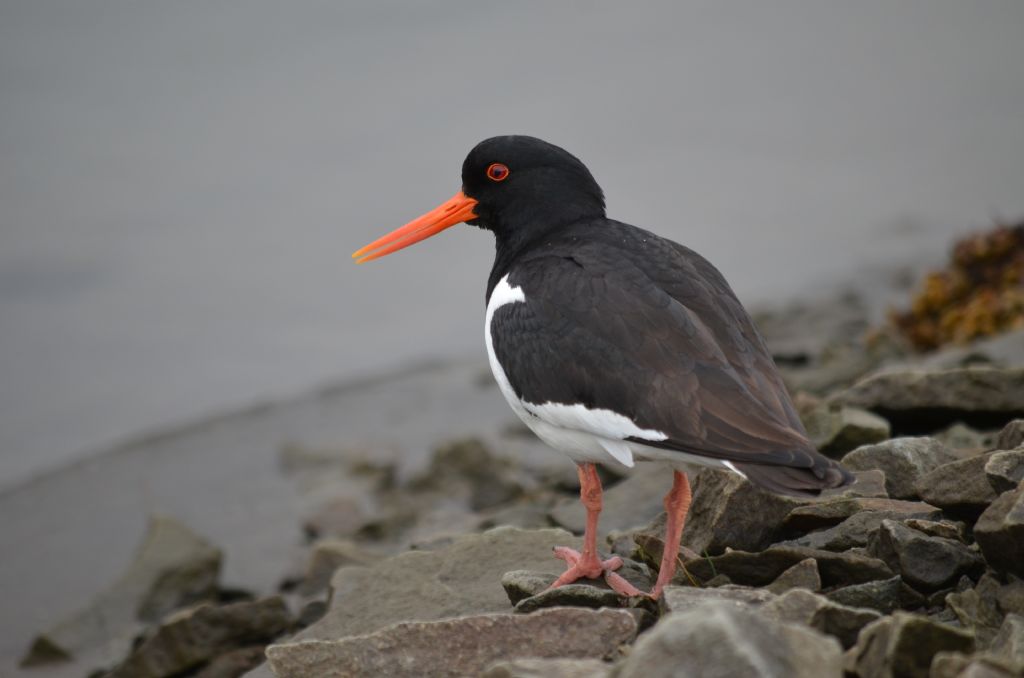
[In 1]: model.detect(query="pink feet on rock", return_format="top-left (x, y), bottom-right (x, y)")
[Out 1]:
top-left (547, 463), bottom-right (692, 601)
top-left (547, 546), bottom-right (644, 597)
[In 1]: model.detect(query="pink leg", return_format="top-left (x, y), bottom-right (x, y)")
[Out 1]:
top-left (548, 463), bottom-right (643, 597)
top-left (649, 470), bottom-right (692, 599)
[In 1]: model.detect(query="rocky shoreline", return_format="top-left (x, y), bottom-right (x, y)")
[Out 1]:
top-left (12, 292), bottom-right (1024, 678)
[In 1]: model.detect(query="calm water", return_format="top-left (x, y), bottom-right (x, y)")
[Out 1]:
top-left (2, 1), bottom-right (1023, 489)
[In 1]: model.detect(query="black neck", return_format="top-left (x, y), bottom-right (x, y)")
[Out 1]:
top-left (484, 207), bottom-right (603, 303)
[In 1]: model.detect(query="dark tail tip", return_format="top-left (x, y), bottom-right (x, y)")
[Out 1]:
top-left (733, 458), bottom-right (854, 498)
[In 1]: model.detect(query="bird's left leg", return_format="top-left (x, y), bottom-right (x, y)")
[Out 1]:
top-left (548, 463), bottom-right (643, 597)
top-left (648, 470), bottom-right (692, 599)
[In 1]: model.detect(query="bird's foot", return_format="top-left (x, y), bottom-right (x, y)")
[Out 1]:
top-left (548, 546), bottom-right (644, 597)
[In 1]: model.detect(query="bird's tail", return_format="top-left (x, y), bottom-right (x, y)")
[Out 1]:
top-left (733, 456), bottom-right (854, 498)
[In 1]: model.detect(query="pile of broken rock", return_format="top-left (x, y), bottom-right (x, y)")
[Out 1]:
top-left (263, 417), bottom-right (1024, 678)
top-left (20, 311), bottom-right (1024, 677)
top-left (32, 422), bottom-right (1022, 676)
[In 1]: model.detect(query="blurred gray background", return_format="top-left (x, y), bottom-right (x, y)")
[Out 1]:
top-left (2, 0), bottom-right (1023, 490)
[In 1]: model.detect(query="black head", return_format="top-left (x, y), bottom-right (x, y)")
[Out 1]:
top-left (461, 135), bottom-right (605, 236)
top-left (352, 136), bottom-right (604, 264)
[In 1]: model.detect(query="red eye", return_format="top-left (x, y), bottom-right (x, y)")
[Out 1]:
top-left (486, 163), bottom-right (510, 182)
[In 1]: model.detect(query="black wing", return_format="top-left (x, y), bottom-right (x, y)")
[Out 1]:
top-left (491, 222), bottom-right (850, 494)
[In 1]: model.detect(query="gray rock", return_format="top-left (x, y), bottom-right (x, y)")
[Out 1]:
top-left (301, 495), bottom-right (370, 540)
top-left (629, 512), bottom-right (702, 575)
top-left (108, 597), bottom-right (292, 678)
top-left (515, 584), bottom-right (624, 614)
top-left (974, 485), bottom-right (1024, 578)
top-left (550, 465), bottom-right (668, 534)
top-left (278, 441), bottom-right (398, 473)
top-left (287, 527), bottom-right (582, 647)
top-left (851, 612), bottom-right (975, 678)
top-left (802, 404), bottom-right (892, 458)
top-left (676, 468), bottom-right (805, 556)
top-left (265, 607), bottom-right (636, 678)
top-left (833, 366), bottom-right (1024, 432)
top-left (996, 576), bottom-right (1024, 617)
top-left (917, 453), bottom-right (1000, 517)
top-left (682, 545), bottom-right (893, 588)
top-left (841, 437), bottom-right (957, 499)
top-left (482, 657), bottom-right (611, 678)
top-left (616, 601), bottom-right (843, 678)
top-left (409, 438), bottom-right (526, 511)
top-left (901, 518), bottom-right (966, 542)
top-left (831, 468), bottom-right (890, 498)
top-left (20, 514), bottom-right (222, 668)
top-left (919, 327), bottom-right (1024, 371)
top-left (986, 449), bottom-right (1024, 494)
top-left (934, 422), bottom-right (996, 456)
top-left (501, 570), bottom-right (558, 605)
top-left (659, 585), bottom-right (777, 614)
top-left (759, 588), bottom-right (882, 649)
top-left (780, 510), bottom-right (922, 552)
top-left (995, 420), bottom-right (1024, 451)
top-left (929, 652), bottom-right (1020, 678)
top-left (753, 293), bottom-right (870, 369)
top-left (479, 501), bottom-right (557, 531)
top-left (766, 558), bottom-right (822, 594)
top-left (867, 519), bottom-right (984, 591)
top-left (990, 613), bottom-right (1024, 670)
top-left (826, 576), bottom-right (925, 614)
top-left (782, 497), bottom-right (941, 533)
top-left (194, 646), bottom-right (267, 678)
top-left (948, 574), bottom-right (1014, 650)
top-left (299, 539), bottom-right (375, 596)
top-left (296, 600), bottom-right (327, 629)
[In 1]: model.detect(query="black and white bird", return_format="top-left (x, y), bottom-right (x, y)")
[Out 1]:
top-left (353, 135), bottom-right (852, 598)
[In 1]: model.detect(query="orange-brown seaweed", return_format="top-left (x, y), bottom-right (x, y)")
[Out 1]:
top-left (890, 221), bottom-right (1024, 351)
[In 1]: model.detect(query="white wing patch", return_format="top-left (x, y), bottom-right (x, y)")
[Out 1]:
top-left (485, 275), bottom-right (527, 411)
top-left (525, 401), bottom-right (668, 443)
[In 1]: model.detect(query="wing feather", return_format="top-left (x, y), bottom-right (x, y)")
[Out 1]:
top-left (490, 222), bottom-right (847, 490)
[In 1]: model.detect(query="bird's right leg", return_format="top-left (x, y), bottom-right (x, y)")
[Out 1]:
top-left (547, 463), bottom-right (643, 597)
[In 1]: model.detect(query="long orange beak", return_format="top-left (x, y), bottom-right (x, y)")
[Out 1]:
top-left (352, 191), bottom-right (479, 264)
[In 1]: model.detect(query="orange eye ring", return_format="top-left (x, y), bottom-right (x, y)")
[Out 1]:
top-left (486, 163), bottom-right (510, 182)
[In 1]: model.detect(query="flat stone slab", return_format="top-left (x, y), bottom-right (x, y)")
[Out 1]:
top-left (266, 607), bottom-right (636, 678)
top-left (482, 657), bottom-right (612, 678)
top-left (289, 527), bottom-right (582, 645)
top-left (833, 366), bottom-right (1024, 432)
top-left (660, 585), bottom-right (777, 614)
top-left (616, 601), bottom-right (843, 678)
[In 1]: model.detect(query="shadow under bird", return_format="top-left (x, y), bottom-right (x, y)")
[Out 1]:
top-left (353, 135), bottom-right (852, 599)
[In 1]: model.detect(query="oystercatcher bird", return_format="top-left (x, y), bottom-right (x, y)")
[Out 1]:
top-left (353, 136), bottom-right (853, 598)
